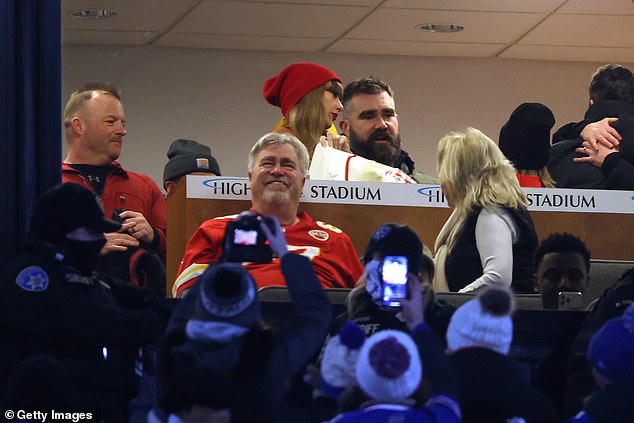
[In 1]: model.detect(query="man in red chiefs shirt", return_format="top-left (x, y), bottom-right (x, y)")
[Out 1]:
top-left (173, 132), bottom-right (363, 297)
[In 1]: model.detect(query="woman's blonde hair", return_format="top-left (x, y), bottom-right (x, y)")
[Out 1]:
top-left (284, 80), bottom-right (342, 157)
top-left (437, 127), bottom-right (528, 236)
top-left (516, 168), bottom-right (555, 188)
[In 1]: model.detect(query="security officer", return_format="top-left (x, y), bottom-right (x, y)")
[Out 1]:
top-left (0, 183), bottom-right (168, 422)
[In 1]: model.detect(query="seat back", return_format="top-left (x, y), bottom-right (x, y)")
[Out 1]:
top-left (437, 292), bottom-right (544, 310)
top-left (585, 259), bottom-right (634, 307)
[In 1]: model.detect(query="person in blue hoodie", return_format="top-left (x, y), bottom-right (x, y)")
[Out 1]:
top-left (156, 214), bottom-right (332, 423)
top-left (568, 302), bottom-right (634, 423)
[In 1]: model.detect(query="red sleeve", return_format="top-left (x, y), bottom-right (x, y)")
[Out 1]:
top-left (172, 218), bottom-right (227, 297)
top-left (323, 232), bottom-right (363, 288)
top-left (144, 175), bottom-right (167, 261)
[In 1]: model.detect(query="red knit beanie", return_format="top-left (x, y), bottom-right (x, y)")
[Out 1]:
top-left (263, 62), bottom-right (341, 117)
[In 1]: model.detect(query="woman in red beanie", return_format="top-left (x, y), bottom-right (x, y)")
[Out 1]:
top-left (263, 62), bottom-right (345, 158)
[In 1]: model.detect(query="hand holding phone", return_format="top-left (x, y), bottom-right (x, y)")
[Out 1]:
top-left (401, 273), bottom-right (424, 330)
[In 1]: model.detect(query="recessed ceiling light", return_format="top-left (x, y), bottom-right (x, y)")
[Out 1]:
top-left (417, 23), bottom-right (464, 33)
top-left (70, 9), bottom-right (118, 20)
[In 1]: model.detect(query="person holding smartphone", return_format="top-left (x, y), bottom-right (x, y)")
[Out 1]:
top-left (157, 214), bottom-right (332, 423)
top-left (330, 223), bottom-right (454, 345)
top-left (173, 132), bottom-right (363, 297)
top-left (533, 232), bottom-right (591, 310)
top-left (529, 233), bottom-right (592, 420)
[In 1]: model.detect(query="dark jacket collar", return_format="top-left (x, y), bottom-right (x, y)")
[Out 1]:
top-left (396, 150), bottom-right (415, 176)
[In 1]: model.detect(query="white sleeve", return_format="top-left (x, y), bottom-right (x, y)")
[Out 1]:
top-left (458, 208), bottom-right (518, 293)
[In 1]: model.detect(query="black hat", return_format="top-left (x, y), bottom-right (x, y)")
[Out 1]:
top-left (364, 224), bottom-right (431, 275)
top-left (499, 102), bottom-right (555, 170)
top-left (194, 263), bottom-right (260, 328)
top-left (163, 139), bottom-right (221, 188)
top-left (29, 183), bottom-right (121, 243)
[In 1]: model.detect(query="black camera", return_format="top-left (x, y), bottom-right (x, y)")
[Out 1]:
top-left (111, 208), bottom-right (127, 224)
top-left (222, 212), bottom-right (274, 263)
top-left (111, 208), bottom-right (131, 234)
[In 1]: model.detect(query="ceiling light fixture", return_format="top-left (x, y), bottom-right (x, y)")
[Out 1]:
top-left (417, 24), bottom-right (464, 33)
top-left (70, 9), bottom-right (118, 20)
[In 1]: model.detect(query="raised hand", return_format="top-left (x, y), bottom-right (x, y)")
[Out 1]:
top-left (259, 214), bottom-right (289, 259)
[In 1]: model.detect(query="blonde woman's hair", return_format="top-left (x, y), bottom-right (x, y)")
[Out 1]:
top-left (437, 127), bottom-right (528, 246)
top-left (285, 80), bottom-right (342, 157)
top-left (516, 168), bottom-right (555, 188)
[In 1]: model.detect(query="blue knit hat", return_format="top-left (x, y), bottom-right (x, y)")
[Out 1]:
top-left (194, 263), bottom-right (259, 328)
top-left (588, 302), bottom-right (634, 383)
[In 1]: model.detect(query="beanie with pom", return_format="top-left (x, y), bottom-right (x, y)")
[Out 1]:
top-left (446, 285), bottom-right (515, 355)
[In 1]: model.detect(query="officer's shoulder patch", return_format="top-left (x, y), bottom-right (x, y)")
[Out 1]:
top-left (15, 266), bottom-right (49, 292)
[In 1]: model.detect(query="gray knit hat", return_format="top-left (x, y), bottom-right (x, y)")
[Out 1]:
top-left (163, 139), bottom-right (221, 188)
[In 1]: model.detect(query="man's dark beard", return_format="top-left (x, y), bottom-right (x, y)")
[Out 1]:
top-left (349, 127), bottom-right (402, 167)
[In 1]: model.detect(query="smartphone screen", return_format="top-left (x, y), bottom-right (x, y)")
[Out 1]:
top-left (558, 291), bottom-right (583, 311)
top-left (381, 256), bottom-right (408, 308)
top-left (233, 228), bottom-right (258, 246)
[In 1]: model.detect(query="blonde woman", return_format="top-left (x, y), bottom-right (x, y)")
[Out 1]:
top-left (263, 62), bottom-right (346, 158)
top-left (433, 128), bottom-right (538, 294)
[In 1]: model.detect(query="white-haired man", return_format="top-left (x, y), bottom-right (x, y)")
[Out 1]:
top-left (173, 132), bottom-right (363, 297)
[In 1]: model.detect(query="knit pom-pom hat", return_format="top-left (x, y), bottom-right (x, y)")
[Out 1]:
top-left (320, 322), bottom-right (366, 399)
top-left (446, 285), bottom-right (515, 355)
top-left (355, 329), bottom-right (422, 400)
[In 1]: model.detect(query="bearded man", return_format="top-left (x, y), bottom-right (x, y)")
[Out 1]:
top-left (339, 77), bottom-right (437, 184)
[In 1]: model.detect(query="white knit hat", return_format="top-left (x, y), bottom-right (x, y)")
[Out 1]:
top-left (355, 330), bottom-right (422, 400)
top-left (446, 285), bottom-right (515, 355)
top-left (320, 322), bottom-right (366, 397)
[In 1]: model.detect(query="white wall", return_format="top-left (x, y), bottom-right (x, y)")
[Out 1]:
top-left (62, 45), bottom-right (629, 189)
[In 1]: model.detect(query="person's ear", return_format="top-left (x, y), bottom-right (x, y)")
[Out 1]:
top-left (339, 119), bottom-right (350, 136)
top-left (70, 117), bottom-right (84, 135)
top-left (533, 277), bottom-right (540, 293)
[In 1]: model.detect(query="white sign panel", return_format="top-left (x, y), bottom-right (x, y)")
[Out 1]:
top-left (186, 176), bottom-right (634, 214)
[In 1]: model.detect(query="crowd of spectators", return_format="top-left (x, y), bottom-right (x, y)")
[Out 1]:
top-left (1, 62), bottom-right (634, 422)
